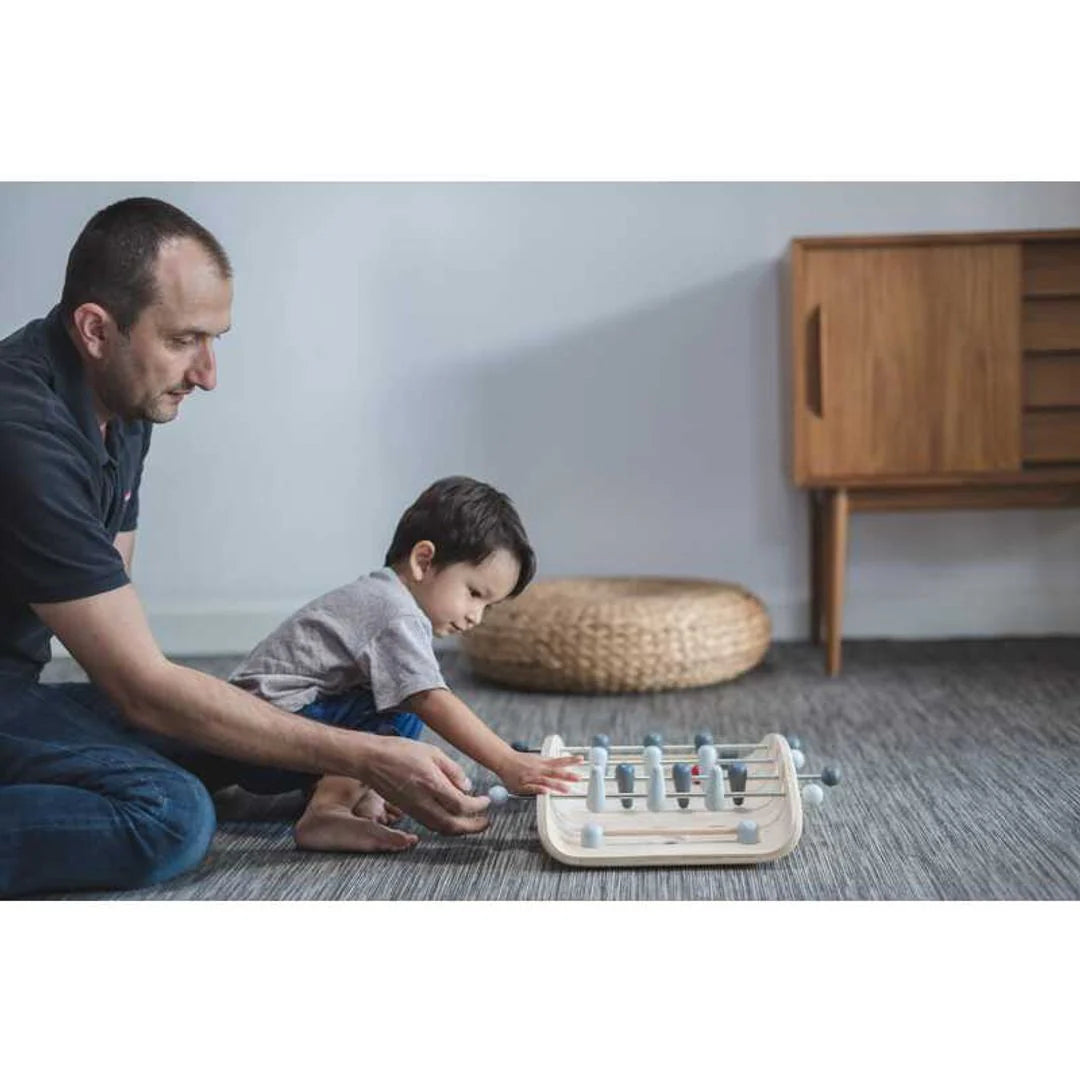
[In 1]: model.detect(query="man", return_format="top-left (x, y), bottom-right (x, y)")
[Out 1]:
top-left (0, 197), bottom-right (489, 897)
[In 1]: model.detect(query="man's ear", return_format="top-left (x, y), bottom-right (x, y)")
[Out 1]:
top-left (407, 540), bottom-right (437, 581)
top-left (70, 303), bottom-right (116, 363)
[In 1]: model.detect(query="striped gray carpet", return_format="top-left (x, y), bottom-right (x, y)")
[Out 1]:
top-left (38, 638), bottom-right (1080, 900)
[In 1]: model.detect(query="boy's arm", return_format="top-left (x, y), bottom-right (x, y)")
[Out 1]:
top-left (406, 688), bottom-right (516, 775)
top-left (404, 687), bottom-right (581, 795)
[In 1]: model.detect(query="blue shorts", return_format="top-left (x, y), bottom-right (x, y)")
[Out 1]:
top-left (300, 688), bottom-right (423, 741)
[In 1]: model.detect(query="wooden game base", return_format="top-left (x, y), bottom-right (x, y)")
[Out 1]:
top-left (537, 733), bottom-right (804, 867)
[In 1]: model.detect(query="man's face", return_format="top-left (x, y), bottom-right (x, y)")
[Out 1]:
top-left (93, 237), bottom-right (233, 424)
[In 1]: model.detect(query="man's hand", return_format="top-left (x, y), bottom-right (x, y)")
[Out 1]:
top-left (499, 749), bottom-right (583, 797)
top-left (358, 736), bottom-right (492, 835)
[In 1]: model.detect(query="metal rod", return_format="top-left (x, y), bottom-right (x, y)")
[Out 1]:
top-left (566, 772), bottom-right (823, 784)
top-left (570, 759), bottom-right (774, 772)
top-left (563, 743), bottom-right (770, 754)
top-left (548, 789), bottom-right (789, 800)
top-left (588, 825), bottom-right (743, 838)
top-left (567, 773), bottom-right (768, 787)
top-left (569, 742), bottom-right (768, 749)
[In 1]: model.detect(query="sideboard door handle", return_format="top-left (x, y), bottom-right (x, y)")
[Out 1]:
top-left (807, 304), bottom-right (827, 418)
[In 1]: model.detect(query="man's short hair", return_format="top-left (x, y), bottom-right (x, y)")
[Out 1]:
top-left (384, 476), bottom-right (537, 597)
top-left (60, 197), bottom-right (232, 334)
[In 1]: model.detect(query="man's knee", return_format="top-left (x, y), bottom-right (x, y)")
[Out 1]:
top-left (121, 769), bottom-right (217, 888)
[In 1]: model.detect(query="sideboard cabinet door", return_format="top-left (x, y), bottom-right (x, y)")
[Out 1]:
top-left (796, 243), bottom-right (1022, 481)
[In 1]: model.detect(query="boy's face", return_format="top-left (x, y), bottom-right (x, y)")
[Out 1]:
top-left (405, 546), bottom-right (521, 637)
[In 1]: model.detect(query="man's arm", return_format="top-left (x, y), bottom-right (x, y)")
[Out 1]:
top-left (114, 530), bottom-right (136, 575)
top-left (31, 585), bottom-right (490, 833)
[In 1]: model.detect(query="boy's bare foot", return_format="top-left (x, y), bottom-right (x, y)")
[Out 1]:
top-left (352, 786), bottom-right (405, 825)
top-left (294, 804), bottom-right (418, 852)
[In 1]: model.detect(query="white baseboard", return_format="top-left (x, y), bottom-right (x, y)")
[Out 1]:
top-left (50, 609), bottom-right (287, 661)
top-left (49, 585), bottom-right (1080, 660)
top-left (49, 608), bottom-right (468, 660)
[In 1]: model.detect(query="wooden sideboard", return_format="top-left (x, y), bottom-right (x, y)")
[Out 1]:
top-left (789, 228), bottom-right (1080, 674)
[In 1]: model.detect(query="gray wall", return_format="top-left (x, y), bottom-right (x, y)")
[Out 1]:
top-left (3, 183), bottom-right (1079, 654)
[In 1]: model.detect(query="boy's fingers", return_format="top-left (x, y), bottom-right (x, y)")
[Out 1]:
top-left (540, 768), bottom-right (582, 786)
top-left (522, 780), bottom-right (572, 796)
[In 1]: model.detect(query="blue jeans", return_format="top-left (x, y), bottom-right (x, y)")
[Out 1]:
top-left (0, 674), bottom-right (421, 898)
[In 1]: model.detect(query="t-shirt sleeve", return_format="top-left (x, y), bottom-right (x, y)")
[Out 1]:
top-left (119, 422), bottom-right (152, 532)
top-left (0, 420), bottom-right (129, 604)
top-left (365, 616), bottom-right (448, 712)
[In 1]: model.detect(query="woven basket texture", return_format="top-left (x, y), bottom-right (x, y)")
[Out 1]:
top-left (461, 576), bottom-right (771, 693)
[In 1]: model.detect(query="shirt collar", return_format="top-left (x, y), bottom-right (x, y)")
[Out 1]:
top-left (43, 305), bottom-right (110, 466)
top-left (371, 567), bottom-right (432, 627)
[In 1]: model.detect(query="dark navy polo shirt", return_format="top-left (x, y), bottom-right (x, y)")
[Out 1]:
top-left (0, 306), bottom-right (152, 676)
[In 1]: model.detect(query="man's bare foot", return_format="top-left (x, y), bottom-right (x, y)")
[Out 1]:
top-left (294, 805), bottom-right (418, 852)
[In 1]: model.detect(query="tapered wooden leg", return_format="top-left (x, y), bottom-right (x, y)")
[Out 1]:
top-left (824, 488), bottom-right (849, 676)
top-left (819, 491), bottom-right (834, 664)
top-left (809, 491), bottom-right (823, 645)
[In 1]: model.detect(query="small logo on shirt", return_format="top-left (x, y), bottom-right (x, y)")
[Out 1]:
top-left (123, 490), bottom-right (132, 502)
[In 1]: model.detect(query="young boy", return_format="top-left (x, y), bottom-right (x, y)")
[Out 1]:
top-left (228, 475), bottom-right (581, 853)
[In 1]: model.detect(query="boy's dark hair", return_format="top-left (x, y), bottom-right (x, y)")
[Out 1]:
top-left (384, 476), bottom-right (536, 597)
top-left (60, 197), bottom-right (232, 334)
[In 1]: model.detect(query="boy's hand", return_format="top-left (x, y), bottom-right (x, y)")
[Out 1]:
top-left (500, 750), bottom-right (583, 797)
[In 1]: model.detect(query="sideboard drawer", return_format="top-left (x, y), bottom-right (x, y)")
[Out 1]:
top-left (1024, 355), bottom-right (1080, 407)
top-left (1023, 242), bottom-right (1080, 296)
top-left (1023, 411), bottom-right (1080, 462)
top-left (1023, 298), bottom-right (1080, 352)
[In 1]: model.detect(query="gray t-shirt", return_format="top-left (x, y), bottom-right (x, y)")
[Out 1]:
top-left (229, 568), bottom-right (447, 712)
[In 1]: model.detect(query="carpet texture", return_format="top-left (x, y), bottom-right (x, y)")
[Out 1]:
top-left (37, 638), bottom-right (1080, 901)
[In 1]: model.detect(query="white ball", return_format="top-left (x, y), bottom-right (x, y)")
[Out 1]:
top-left (791, 748), bottom-right (806, 770)
top-left (737, 819), bottom-right (759, 844)
top-left (581, 822), bottom-right (604, 848)
top-left (802, 783), bottom-right (824, 808)
top-left (488, 784), bottom-right (509, 806)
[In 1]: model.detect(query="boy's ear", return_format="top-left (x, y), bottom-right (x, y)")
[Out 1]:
top-left (408, 540), bottom-right (437, 581)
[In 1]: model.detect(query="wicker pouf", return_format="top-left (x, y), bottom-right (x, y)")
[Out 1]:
top-left (461, 577), bottom-right (771, 693)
